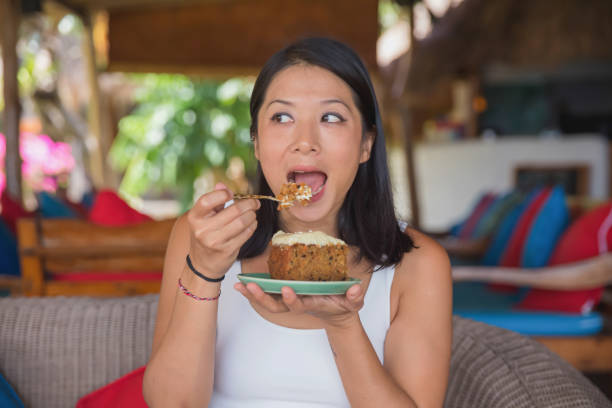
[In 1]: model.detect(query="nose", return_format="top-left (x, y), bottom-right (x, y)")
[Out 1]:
top-left (291, 121), bottom-right (320, 154)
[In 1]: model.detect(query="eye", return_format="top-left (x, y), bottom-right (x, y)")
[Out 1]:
top-left (322, 113), bottom-right (345, 123)
top-left (271, 113), bottom-right (293, 124)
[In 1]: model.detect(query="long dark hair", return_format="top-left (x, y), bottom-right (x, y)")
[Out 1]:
top-left (238, 37), bottom-right (415, 270)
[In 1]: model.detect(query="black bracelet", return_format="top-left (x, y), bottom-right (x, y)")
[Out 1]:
top-left (186, 254), bottom-right (225, 282)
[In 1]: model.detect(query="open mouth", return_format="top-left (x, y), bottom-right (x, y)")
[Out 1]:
top-left (287, 170), bottom-right (327, 196)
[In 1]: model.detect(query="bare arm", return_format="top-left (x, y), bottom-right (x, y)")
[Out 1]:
top-left (383, 231), bottom-right (453, 407)
top-left (143, 184), bottom-right (259, 408)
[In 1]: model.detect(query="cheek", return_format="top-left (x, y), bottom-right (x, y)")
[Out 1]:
top-left (327, 139), bottom-right (362, 183)
top-left (257, 139), bottom-right (287, 188)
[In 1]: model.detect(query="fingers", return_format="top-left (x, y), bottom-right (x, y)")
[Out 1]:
top-left (211, 199), bottom-right (260, 238)
top-left (234, 282), bottom-right (289, 313)
top-left (344, 284), bottom-right (365, 311)
top-left (281, 286), bottom-right (307, 313)
top-left (212, 182), bottom-right (232, 212)
top-left (190, 188), bottom-right (233, 219)
top-left (222, 217), bottom-right (257, 251)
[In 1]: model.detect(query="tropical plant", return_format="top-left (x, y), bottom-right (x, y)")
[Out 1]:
top-left (109, 74), bottom-right (255, 210)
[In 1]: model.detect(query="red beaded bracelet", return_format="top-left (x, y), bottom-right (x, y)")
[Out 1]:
top-left (178, 278), bottom-right (221, 301)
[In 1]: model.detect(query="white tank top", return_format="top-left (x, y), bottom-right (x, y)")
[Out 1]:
top-left (209, 260), bottom-right (396, 407)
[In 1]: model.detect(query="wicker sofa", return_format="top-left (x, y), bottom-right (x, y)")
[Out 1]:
top-left (0, 295), bottom-right (610, 408)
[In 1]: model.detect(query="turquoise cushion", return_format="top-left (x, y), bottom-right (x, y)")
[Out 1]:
top-left (521, 186), bottom-right (569, 267)
top-left (481, 190), bottom-right (538, 266)
top-left (0, 218), bottom-right (20, 276)
top-left (37, 192), bottom-right (79, 219)
top-left (472, 191), bottom-right (524, 239)
top-left (453, 282), bottom-right (529, 311)
top-left (0, 372), bottom-right (24, 408)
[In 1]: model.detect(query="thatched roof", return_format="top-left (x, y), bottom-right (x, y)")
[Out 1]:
top-left (402, 0), bottom-right (612, 95)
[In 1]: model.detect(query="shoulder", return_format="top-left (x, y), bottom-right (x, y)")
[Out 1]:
top-left (399, 226), bottom-right (451, 278)
top-left (389, 227), bottom-right (452, 320)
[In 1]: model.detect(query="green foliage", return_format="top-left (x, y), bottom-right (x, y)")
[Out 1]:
top-left (109, 74), bottom-right (255, 209)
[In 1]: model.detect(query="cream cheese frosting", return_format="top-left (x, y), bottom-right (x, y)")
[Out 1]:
top-left (271, 230), bottom-right (347, 246)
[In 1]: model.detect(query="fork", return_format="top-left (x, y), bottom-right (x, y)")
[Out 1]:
top-left (233, 193), bottom-right (281, 202)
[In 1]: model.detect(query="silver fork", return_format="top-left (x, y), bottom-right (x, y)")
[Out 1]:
top-left (233, 193), bottom-right (281, 202)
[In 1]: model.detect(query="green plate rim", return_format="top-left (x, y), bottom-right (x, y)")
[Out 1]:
top-left (237, 273), bottom-right (360, 295)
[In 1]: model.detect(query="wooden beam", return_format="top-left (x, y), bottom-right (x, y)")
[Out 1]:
top-left (81, 10), bottom-right (107, 188)
top-left (1, 0), bottom-right (23, 202)
top-left (60, 0), bottom-right (218, 11)
top-left (107, 0), bottom-right (378, 74)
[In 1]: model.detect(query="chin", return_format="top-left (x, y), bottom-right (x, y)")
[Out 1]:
top-left (286, 198), bottom-right (338, 224)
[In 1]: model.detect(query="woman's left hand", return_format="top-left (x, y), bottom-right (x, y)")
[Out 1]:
top-left (234, 282), bottom-right (365, 329)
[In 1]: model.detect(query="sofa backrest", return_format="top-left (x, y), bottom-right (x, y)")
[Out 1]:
top-left (0, 296), bottom-right (609, 408)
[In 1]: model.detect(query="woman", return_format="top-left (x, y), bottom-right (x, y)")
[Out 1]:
top-left (143, 37), bottom-right (452, 408)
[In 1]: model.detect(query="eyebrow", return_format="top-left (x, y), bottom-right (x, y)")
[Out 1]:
top-left (266, 98), bottom-right (352, 111)
top-left (321, 99), bottom-right (351, 112)
top-left (266, 99), bottom-right (293, 109)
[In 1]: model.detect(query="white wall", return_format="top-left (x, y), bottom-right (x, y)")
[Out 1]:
top-left (405, 135), bottom-right (609, 231)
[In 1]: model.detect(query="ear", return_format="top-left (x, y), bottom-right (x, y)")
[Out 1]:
top-left (252, 134), bottom-right (260, 160)
top-left (359, 131), bottom-right (375, 163)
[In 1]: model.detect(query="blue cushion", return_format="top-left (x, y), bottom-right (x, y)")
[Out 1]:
top-left (453, 282), bottom-right (529, 311)
top-left (0, 218), bottom-right (20, 276)
top-left (80, 190), bottom-right (96, 210)
top-left (37, 192), bottom-right (78, 219)
top-left (455, 310), bottom-right (603, 336)
top-left (453, 272), bottom-right (603, 336)
top-left (521, 186), bottom-right (569, 267)
top-left (481, 190), bottom-right (539, 266)
top-left (0, 372), bottom-right (24, 408)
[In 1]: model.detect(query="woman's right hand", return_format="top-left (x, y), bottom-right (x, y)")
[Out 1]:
top-left (186, 182), bottom-right (260, 279)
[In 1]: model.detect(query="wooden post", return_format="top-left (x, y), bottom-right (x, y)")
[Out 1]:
top-left (17, 218), bottom-right (44, 296)
top-left (399, 2), bottom-right (421, 230)
top-left (1, 0), bottom-right (23, 202)
top-left (399, 103), bottom-right (421, 230)
top-left (81, 10), bottom-right (107, 189)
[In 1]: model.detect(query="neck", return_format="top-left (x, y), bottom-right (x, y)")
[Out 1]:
top-left (278, 211), bottom-right (339, 238)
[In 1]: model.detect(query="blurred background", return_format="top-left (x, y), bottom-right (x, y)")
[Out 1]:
top-left (2, 0), bottom-right (612, 399)
top-left (1, 0), bottom-right (610, 228)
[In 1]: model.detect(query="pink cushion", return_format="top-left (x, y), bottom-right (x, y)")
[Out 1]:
top-left (76, 366), bottom-right (147, 408)
top-left (88, 190), bottom-right (152, 226)
top-left (517, 202), bottom-right (612, 313)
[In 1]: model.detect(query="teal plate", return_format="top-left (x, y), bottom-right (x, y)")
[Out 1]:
top-left (237, 273), bottom-right (361, 295)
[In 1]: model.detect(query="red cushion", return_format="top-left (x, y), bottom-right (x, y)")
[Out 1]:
top-left (0, 193), bottom-right (34, 234)
top-left (76, 366), bottom-right (147, 408)
top-left (517, 202), bottom-right (612, 313)
top-left (500, 188), bottom-right (552, 267)
top-left (51, 272), bottom-right (162, 281)
top-left (88, 190), bottom-right (152, 226)
top-left (549, 202), bottom-right (612, 264)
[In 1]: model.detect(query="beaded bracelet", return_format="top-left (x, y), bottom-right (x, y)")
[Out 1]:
top-left (186, 254), bottom-right (225, 282)
top-left (178, 278), bottom-right (221, 301)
